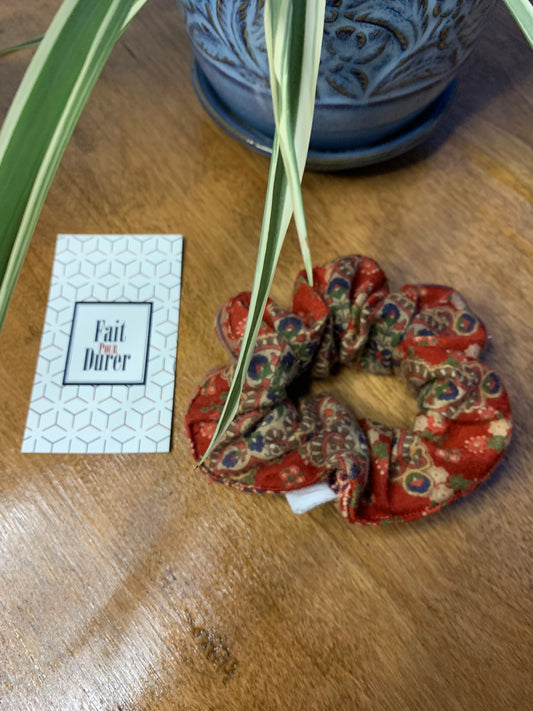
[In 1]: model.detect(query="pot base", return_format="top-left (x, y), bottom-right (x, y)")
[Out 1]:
top-left (191, 61), bottom-right (456, 172)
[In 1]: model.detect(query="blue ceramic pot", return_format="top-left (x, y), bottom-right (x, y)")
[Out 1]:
top-left (179, 0), bottom-right (495, 167)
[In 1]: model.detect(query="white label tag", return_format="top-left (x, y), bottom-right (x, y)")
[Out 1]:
top-left (285, 482), bottom-right (337, 514)
top-left (22, 234), bottom-right (183, 454)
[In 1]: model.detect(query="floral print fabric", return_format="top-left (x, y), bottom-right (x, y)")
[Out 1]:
top-left (186, 256), bottom-right (512, 524)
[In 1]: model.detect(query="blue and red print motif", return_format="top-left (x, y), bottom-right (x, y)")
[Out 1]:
top-left (186, 256), bottom-right (512, 525)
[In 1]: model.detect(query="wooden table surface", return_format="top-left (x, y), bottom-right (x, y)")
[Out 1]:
top-left (0, 2), bottom-right (531, 709)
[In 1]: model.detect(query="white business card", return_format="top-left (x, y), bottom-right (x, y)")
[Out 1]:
top-left (22, 234), bottom-right (183, 453)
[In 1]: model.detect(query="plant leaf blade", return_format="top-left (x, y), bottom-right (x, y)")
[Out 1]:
top-left (200, 0), bottom-right (326, 463)
top-left (0, 0), bottom-right (148, 333)
top-left (502, 0), bottom-right (533, 48)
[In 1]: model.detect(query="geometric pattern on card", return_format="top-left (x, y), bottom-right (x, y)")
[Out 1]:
top-left (22, 234), bottom-right (183, 454)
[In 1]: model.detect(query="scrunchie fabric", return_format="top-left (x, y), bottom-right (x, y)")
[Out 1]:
top-left (186, 256), bottom-right (512, 524)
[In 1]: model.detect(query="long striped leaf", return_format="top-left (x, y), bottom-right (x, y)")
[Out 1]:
top-left (264, 0), bottom-right (312, 283)
top-left (0, 0), bottom-right (148, 332)
top-left (502, 0), bottom-right (533, 48)
top-left (0, 37), bottom-right (44, 58)
top-left (201, 0), bottom-right (326, 462)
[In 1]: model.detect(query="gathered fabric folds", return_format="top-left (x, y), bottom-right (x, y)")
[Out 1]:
top-left (186, 256), bottom-right (512, 524)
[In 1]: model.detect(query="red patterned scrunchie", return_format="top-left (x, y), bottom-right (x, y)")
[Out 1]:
top-left (186, 256), bottom-right (512, 525)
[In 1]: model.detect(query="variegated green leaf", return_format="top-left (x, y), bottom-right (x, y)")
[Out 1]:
top-left (201, 0), bottom-right (326, 462)
top-left (264, 0), bottom-right (311, 284)
top-left (502, 0), bottom-right (533, 48)
top-left (0, 36), bottom-right (44, 58)
top-left (0, 0), bottom-right (148, 332)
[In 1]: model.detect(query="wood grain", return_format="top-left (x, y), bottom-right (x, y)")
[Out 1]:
top-left (0, 1), bottom-right (531, 709)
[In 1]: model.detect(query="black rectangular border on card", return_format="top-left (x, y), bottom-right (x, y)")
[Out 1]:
top-left (63, 301), bottom-right (153, 386)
